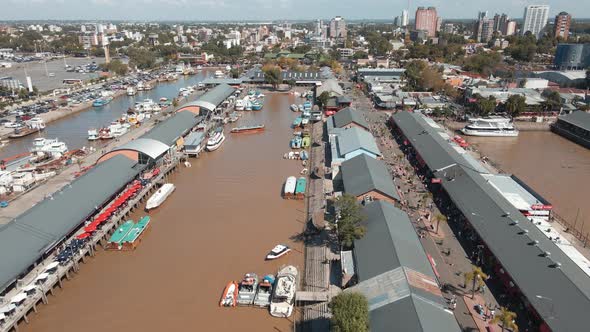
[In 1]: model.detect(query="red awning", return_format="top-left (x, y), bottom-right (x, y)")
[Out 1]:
top-left (76, 233), bottom-right (90, 239)
top-left (84, 224), bottom-right (97, 232)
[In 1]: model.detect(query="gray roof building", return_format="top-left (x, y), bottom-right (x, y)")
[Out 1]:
top-left (99, 138), bottom-right (170, 163)
top-left (0, 155), bottom-right (142, 291)
top-left (141, 113), bottom-right (203, 147)
top-left (350, 201), bottom-right (460, 332)
top-left (340, 154), bottom-right (399, 201)
top-left (182, 84), bottom-right (235, 112)
top-left (556, 111), bottom-right (590, 132)
top-left (435, 164), bottom-right (590, 332)
top-left (331, 107), bottom-right (369, 130)
top-left (337, 127), bottom-right (381, 158)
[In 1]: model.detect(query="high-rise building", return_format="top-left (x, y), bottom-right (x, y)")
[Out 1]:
top-left (475, 12), bottom-right (494, 42)
top-left (522, 4), bottom-right (550, 38)
top-left (415, 7), bottom-right (438, 37)
top-left (394, 16), bottom-right (401, 27)
top-left (504, 21), bottom-right (517, 36)
top-left (401, 9), bottom-right (409, 27)
top-left (315, 19), bottom-right (322, 36)
top-left (554, 12), bottom-right (571, 40)
top-left (329, 16), bottom-right (347, 39)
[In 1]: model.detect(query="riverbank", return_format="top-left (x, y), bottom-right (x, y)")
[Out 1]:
top-left (19, 92), bottom-right (305, 332)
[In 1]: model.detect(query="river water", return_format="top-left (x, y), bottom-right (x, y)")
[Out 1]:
top-left (466, 132), bottom-right (590, 236)
top-left (22, 93), bottom-right (305, 332)
top-left (0, 71), bottom-right (213, 160)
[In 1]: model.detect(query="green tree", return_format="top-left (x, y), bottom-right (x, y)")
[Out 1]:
top-left (352, 51), bottom-right (368, 60)
top-left (490, 307), bottom-right (519, 332)
top-left (317, 91), bottom-right (331, 108)
top-left (475, 95), bottom-right (497, 116)
top-left (100, 59), bottom-right (128, 76)
top-left (261, 64), bottom-right (282, 89)
top-left (329, 292), bottom-right (369, 332)
top-left (126, 47), bottom-right (157, 69)
top-left (464, 266), bottom-right (488, 299)
top-left (542, 90), bottom-right (563, 113)
top-left (330, 194), bottom-right (367, 248)
top-left (505, 95), bottom-right (526, 118)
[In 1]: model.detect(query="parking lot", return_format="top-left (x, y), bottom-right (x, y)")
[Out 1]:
top-left (0, 57), bottom-right (106, 92)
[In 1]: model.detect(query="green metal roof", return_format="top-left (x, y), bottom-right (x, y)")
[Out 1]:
top-left (141, 112), bottom-right (201, 147)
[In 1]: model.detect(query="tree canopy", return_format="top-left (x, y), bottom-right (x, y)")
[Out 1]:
top-left (505, 95), bottom-right (526, 118)
top-left (330, 194), bottom-right (367, 248)
top-left (261, 64), bottom-right (282, 88)
top-left (329, 292), bottom-right (369, 332)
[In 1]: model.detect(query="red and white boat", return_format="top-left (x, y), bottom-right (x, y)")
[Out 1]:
top-left (219, 281), bottom-right (238, 307)
top-left (266, 244), bottom-right (291, 260)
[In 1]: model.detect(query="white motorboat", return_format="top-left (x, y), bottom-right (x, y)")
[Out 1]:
top-left (109, 122), bottom-right (129, 137)
top-left (126, 87), bottom-right (137, 96)
top-left (214, 70), bottom-right (224, 78)
top-left (461, 116), bottom-right (519, 137)
top-left (196, 65), bottom-right (203, 71)
top-left (266, 244), bottom-right (291, 260)
top-left (31, 138), bottom-right (68, 158)
top-left (146, 183), bottom-right (176, 210)
top-left (237, 273), bottom-right (259, 306)
top-left (135, 99), bottom-right (158, 112)
top-left (27, 117), bottom-right (46, 130)
top-left (270, 265), bottom-right (298, 318)
top-left (206, 129), bottom-right (226, 151)
top-left (290, 104), bottom-right (299, 112)
top-left (283, 176), bottom-right (296, 198)
top-left (235, 99), bottom-right (245, 111)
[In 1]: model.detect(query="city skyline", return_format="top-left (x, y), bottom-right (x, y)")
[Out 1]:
top-left (0, 0), bottom-right (587, 21)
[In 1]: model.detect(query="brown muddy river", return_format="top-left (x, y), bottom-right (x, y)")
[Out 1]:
top-left (466, 131), bottom-right (590, 236)
top-left (23, 93), bottom-right (305, 332)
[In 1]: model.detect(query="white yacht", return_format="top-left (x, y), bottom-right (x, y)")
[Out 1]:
top-left (214, 70), bottom-right (224, 78)
top-left (461, 116), bottom-right (519, 137)
top-left (126, 87), bottom-right (137, 96)
top-left (31, 138), bottom-right (68, 158)
top-left (206, 128), bottom-right (226, 151)
top-left (109, 122), bottom-right (129, 137)
top-left (146, 183), bottom-right (175, 210)
top-left (27, 117), bottom-right (46, 130)
top-left (135, 99), bottom-right (158, 112)
top-left (270, 265), bottom-right (298, 318)
top-left (88, 129), bottom-right (99, 141)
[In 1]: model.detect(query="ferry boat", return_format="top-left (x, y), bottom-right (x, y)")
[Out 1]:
top-left (295, 177), bottom-right (306, 200)
top-left (461, 116), bottom-right (519, 137)
top-left (31, 138), bottom-right (68, 158)
top-left (266, 244), bottom-right (291, 260)
top-left (106, 220), bottom-right (135, 250)
top-left (236, 273), bottom-right (259, 306)
top-left (231, 124), bottom-right (265, 134)
top-left (121, 216), bottom-right (151, 250)
top-left (283, 176), bottom-right (297, 198)
top-left (145, 183), bottom-right (175, 210)
top-left (9, 126), bottom-right (43, 139)
top-left (220, 281), bottom-right (239, 307)
top-left (126, 87), bottom-right (137, 96)
top-left (206, 128), bottom-right (226, 151)
top-left (253, 275), bottom-right (275, 307)
top-left (270, 265), bottom-right (298, 318)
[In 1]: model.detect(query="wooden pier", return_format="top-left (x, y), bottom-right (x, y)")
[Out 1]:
top-left (0, 154), bottom-right (182, 332)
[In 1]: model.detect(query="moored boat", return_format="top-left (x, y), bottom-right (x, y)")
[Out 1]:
top-left (290, 136), bottom-right (303, 149)
top-left (283, 176), bottom-right (296, 198)
top-left (220, 281), bottom-right (239, 307)
top-left (106, 220), bottom-right (135, 250)
top-left (460, 116), bottom-right (519, 137)
top-left (253, 275), bottom-right (275, 307)
top-left (237, 273), bottom-right (259, 306)
top-left (251, 101), bottom-right (263, 111)
top-left (231, 124), bottom-right (265, 134)
top-left (295, 177), bottom-right (306, 200)
top-left (8, 126), bottom-right (42, 139)
top-left (126, 87), bottom-right (137, 96)
top-left (292, 117), bottom-right (302, 128)
top-left (121, 216), bottom-right (151, 250)
top-left (290, 104), bottom-right (299, 112)
top-left (270, 265), bottom-right (298, 318)
top-left (206, 128), bottom-right (226, 151)
top-left (266, 244), bottom-right (291, 260)
top-left (145, 183), bottom-right (175, 210)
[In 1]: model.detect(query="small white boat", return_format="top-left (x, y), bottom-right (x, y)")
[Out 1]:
top-left (214, 70), bottom-right (224, 78)
top-left (87, 129), bottom-right (99, 141)
top-left (284, 176), bottom-right (296, 198)
top-left (270, 265), bottom-right (298, 318)
top-left (290, 104), bottom-right (299, 112)
top-left (235, 99), bottom-right (245, 111)
top-left (127, 87), bottom-right (137, 96)
top-left (266, 244), bottom-right (291, 260)
top-left (145, 183), bottom-right (175, 210)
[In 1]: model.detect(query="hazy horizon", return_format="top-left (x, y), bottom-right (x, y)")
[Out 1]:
top-left (0, 0), bottom-right (585, 21)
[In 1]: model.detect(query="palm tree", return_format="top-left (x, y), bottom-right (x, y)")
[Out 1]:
top-left (490, 307), bottom-right (519, 332)
top-left (434, 213), bottom-right (447, 234)
top-left (464, 265), bottom-right (488, 299)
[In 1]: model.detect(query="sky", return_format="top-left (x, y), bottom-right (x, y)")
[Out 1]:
top-left (0, 0), bottom-right (585, 21)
